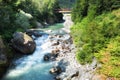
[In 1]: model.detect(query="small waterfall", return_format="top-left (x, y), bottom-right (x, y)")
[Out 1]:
top-left (2, 34), bottom-right (55, 80)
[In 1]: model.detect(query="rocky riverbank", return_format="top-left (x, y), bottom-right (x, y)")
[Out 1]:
top-left (47, 32), bottom-right (100, 80)
top-left (48, 14), bottom-right (102, 80)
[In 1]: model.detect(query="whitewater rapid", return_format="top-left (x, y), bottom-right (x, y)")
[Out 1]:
top-left (2, 34), bottom-right (55, 80)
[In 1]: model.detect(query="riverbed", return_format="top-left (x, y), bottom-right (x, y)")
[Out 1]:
top-left (2, 23), bottom-right (66, 80)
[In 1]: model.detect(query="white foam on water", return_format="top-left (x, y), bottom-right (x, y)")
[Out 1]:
top-left (3, 34), bottom-right (54, 80)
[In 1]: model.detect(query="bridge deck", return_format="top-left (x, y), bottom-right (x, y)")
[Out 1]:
top-left (58, 10), bottom-right (71, 13)
top-left (55, 8), bottom-right (71, 13)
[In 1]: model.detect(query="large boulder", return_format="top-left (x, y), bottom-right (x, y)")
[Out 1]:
top-left (11, 32), bottom-right (36, 54)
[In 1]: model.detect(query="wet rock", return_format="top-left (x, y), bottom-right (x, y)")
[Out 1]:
top-left (44, 54), bottom-right (50, 61)
top-left (26, 29), bottom-right (44, 37)
top-left (57, 35), bottom-right (62, 38)
top-left (52, 40), bottom-right (60, 46)
top-left (71, 71), bottom-right (79, 78)
top-left (48, 36), bottom-right (54, 39)
top-left (57, 59), bottom-right (69, 72)
top-left (43, 53), bottom-right (58, 61)
top-left (52, 49), bottom-right (60, 54)
top-left (11, 32), bottom-right (36, 54)
top-left (50, 66), bottom-right (62, 74)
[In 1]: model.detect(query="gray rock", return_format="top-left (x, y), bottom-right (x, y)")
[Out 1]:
top-left (52, 40), bottom-right (60, 46)
top-left (36, 21), bottom-right (44, 28)
top-left (43, 53), bottom-right (58, 61)
top-left (11, 32), bottom-right (36, 54)
top-left (44, 54), bottom-right (50, 61)
top-left (71, 71), bottom-right (79, 78)
top-left (26, 29), bottom-right (45, 37)
top-left (50, 66), bottom-right (62, 74)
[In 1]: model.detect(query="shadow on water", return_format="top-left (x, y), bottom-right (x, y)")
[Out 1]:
top-left (3, 63), bottom-right (55, 80)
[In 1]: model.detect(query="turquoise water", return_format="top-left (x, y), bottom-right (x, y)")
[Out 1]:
top-left (2, 35), bottom-right (55, 80)
top-left (2, 23), bottom-right (65, 80)
top-left (3, 63), bottom-right (54, 80)
top-left (43, 23), bottom-right (64, 30)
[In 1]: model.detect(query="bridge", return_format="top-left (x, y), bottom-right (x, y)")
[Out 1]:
top-left (55, 8), bottom-right (71, 14)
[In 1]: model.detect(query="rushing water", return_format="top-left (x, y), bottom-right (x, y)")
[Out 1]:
top-left (2, 34), bottom-right (55, 80)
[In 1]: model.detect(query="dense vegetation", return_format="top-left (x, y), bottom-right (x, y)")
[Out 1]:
top-left (58, 0), bottom-right (76, 9)
top-left (72, 0), bottom-right (120, 22)
top-left (0, 0), bottom-right (62, 41)
top-left (71, 0), bottom-right (120, 79)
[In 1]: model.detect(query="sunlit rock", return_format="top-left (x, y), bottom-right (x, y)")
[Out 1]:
top-left (11, 32), bottom-right (36, 54)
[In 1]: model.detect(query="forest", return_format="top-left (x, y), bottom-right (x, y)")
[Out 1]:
top-left (0, 0), bottom-right (63, 41)
top-left (71, 0), bottom-right (120, 79)
top-left (0, 0), bottom-right (120, 79)
top-left (58, 0), bottom-right (76, 9)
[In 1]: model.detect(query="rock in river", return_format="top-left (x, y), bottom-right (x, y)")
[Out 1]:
top-left (49, 66), bottom-right (62, 74)
top-left (26, 29), bottom-right (45, 37)
top-left (11, 32), bottom-right (36, 54)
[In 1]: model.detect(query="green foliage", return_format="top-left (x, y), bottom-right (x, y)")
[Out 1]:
top-left (19, 0), bottom-right (63, 23)
top-left (94, 36), bottom-right (120, 78)
top-left (72, 0), bottom-right (120, 22)
top-left (72, 0), bottom-right (89, 22)
top-left (0, 0), bottom-right (63, 41)
top-left (76, 44), bottom-right (94, 64)
top-left (0, 2), bottom-right (18, 41)
top-left (15, 10), bottom-right (32, 30)
top-left (58, 0), bottom-right (76, 9)
top-left (71, 1), bottom-right (120, 77)
top-left (71, 9), bottom-right (120, 64)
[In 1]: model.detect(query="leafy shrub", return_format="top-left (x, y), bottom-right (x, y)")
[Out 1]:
top-left (15, 10), bottom-right (32, 30)
top-left (72, 0), bottom-right (120, 22)
top-left (94, 36), bottom-right (120, 78)
top-left (71, 9), bottom-right (120, 64)
top-left (71, 0), bottom-right (120, 78)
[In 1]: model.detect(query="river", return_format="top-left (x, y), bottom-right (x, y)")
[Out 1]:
top-left (2, 23), bottom-right (64, 80)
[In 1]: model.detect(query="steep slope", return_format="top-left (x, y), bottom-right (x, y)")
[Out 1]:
top-left (71, 0), bottom-right (120, 79)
